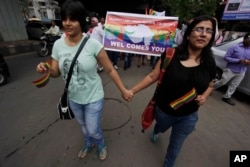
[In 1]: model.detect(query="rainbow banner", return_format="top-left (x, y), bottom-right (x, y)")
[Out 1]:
top-left (104, 11), bottom-right (178, 56)
top-left (32, 61), bottom-right (51, 88)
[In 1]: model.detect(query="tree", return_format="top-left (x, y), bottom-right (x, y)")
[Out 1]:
top-left (19, 0), bottom-right (30, 21)
top-left (152, 0), bottom-right (221, 23)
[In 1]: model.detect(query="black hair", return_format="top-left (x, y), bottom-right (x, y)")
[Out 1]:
top-left (176, 15), bottom-right (216, 70)
top-left (244, 32), bottom-right (250, 39)
top-left (60, 0), bottom-right (88, 32)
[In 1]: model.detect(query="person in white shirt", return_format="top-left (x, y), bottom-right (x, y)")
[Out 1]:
top-left (90, 17), bottom-right (105, 72)
top-left (174, 22), bottom-right (187, 46)
top-left (98, 17), bottom-right (105, 28)
top-left (45, 20), bottom-right (61, 42)
top-left (87, 17), bottom-right (99, 35)
top-left (91, 23), bottom-right (104, 44)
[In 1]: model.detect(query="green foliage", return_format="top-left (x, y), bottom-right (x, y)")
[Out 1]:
top-left (232, 22), bottom-right (250, 32)
top-left (156, 0), bottom-right (220, 22)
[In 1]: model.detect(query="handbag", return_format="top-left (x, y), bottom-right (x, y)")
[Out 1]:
top-left (141, 47), bottom-right (175, 132)
top-left (57, 35), bottom-right (89, 120)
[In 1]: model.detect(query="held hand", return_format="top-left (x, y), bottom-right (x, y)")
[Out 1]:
top-left (195, 95), bottom-right (206, 106)
top-left (122, 89), bottom-right (134, 102)
top-left (36, 62), bottom-right (48, 74)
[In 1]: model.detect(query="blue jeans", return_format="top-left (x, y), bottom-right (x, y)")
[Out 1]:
top-left (154, 105), bottom-right (198, 167)
top-left (124, 53), bottom-right (132, 69)
top-left (150, 56), bottom-right (159, 69)
top-left (108, 51), bottom-right (119, 66)
top-left (69, 98), bottom-right (105, 148)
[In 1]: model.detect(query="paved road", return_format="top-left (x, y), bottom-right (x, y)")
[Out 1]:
top-left (0, 52), bottom-right (250, 167)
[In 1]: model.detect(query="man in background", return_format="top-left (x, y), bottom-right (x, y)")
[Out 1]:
top-left (174, 21), bottom-right (187, 46)
top-left (214, 32), bottom-right (250, 105)
top-left (45, 20), bottom-right (61, 42)
top-left (90, 17), bottom-right (105, 72)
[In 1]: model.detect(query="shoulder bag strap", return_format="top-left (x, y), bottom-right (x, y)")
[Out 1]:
top-left (65, 35), bottom-right (90, 90)
top-left (158, 47), bottom-right (175, 84)
top-left (152, 47), bottom-right (175, 99)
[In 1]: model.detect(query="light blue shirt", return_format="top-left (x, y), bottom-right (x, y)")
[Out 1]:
top-left (52, 35), bottom-right (104, 104)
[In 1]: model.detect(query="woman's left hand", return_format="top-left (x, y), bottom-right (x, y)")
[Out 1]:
top-left (195, 95), bottom-right (206, 106)
top-left (122, 89), bottom-right (133, 102)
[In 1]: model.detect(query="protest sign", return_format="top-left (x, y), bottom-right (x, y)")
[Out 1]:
top-left (104, 11), bottom-right (178, 56)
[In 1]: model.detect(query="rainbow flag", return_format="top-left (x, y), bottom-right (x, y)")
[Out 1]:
top-left (104, 11), bottom-right (178, 56)
top-left (32, 61), bottom-right (51, 88)
top-left (169, 87), bottom-right (197, 110)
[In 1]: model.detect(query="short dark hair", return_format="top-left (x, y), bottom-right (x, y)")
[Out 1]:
top-left (60, 0), bottom-right (88, 32)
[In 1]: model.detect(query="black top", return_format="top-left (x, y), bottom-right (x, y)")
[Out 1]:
top-left (155, 52), bottom-right (216, 116)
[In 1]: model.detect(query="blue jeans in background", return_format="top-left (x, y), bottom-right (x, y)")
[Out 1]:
top-left (124, 53), bottom-right (132, 70)
top-left (69, 98), bottom-right (105, 148)
top-left (153, 105), bottom-right (198, 167)
top-left (107, 51), bottom-right (119, 66)
top-left (150, 56), bottom-right (160, 69)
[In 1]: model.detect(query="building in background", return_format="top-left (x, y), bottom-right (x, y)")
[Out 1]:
top-left (0, 0), bottom-right (27, 42)
top-left (222, 0), bottom-right (250, 20)
top-left (28, 0), bottom-right (60, 20)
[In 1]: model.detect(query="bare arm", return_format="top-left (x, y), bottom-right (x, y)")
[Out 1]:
top-left (130, 58), bottom-right (161, 95)
top-left (55, 26), bottom-right (60, 36)
top-left (97, 48), bottom-right (132, 100)
top-left (45, 27), bottom-right (52, 34)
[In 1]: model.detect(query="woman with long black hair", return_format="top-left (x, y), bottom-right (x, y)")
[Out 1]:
top-left (129, 15), bottom-right (217, 167)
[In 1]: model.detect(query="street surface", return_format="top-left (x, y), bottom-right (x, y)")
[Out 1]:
top-left (0, 52), bottom-right (250, 167)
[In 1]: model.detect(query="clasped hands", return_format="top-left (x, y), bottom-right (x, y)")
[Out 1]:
top-left (37, 62), bottom-right (135, 102)
top-left (122, 89), bottom-right (134, 102)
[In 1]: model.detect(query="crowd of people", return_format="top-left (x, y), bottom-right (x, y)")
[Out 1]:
top-left (86, 14), bottom-right (155, 71)
top-left (35, 0), bottom-right (249, 166)
top-left (47, 8), bottom-right (163, 72)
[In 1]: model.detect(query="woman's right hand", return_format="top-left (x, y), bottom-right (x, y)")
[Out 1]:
top-left (36, 62), bottom-right (49, 74)
top-left (122, 89), bottom-right (134, 102)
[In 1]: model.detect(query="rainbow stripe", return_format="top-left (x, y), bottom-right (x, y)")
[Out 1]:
top-left (32, 61), bottom-right (51, 88)
top-left (169, 87), bottom-right (197, 110)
